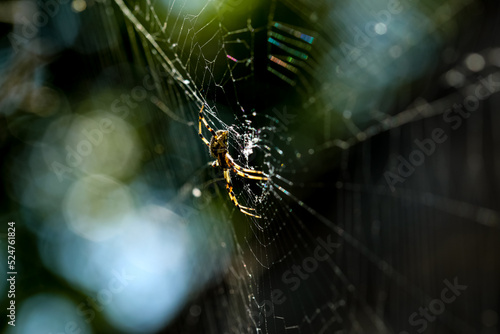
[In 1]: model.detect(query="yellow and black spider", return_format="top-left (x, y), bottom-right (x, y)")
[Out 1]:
top-left (198, 105), bottom-right (268, 218)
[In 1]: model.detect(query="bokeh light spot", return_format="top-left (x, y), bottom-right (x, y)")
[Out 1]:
top-left (63, 175), bottom-right (134, 241)
top-left (465, 53), bottom-right (485, 72)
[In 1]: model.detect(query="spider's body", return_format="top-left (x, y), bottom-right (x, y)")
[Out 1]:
top-left (198, 105), bottom-right (268, 218)
top-left (209, 130), bottom-right (230, 169)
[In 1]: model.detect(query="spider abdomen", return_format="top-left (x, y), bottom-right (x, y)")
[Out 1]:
top-left (209, 130), bottom-right (228, 156)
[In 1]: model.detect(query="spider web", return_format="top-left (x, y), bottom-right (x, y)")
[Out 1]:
top-left (104, 0), bottom-right (500, 333)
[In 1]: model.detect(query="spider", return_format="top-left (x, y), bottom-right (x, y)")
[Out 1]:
top-left (198, 105), bottom-right (268, 218)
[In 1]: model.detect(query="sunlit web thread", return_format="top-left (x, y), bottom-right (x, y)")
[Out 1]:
top-left (224, 172), bottom-right (327, 271)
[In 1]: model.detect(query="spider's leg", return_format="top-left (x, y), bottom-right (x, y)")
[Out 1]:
top-left (199, 104), bottom-right (216, 136)
top-left (232, 163), bottom-right (267, 175)
top-left (198, 105), bottom-right (210, 146)
top-left (227, 155), bottom-right (268, 178)
top-left (234, 169), bottom-right (268, 181)
top-left (224, 170), bottom-right (261, 218)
